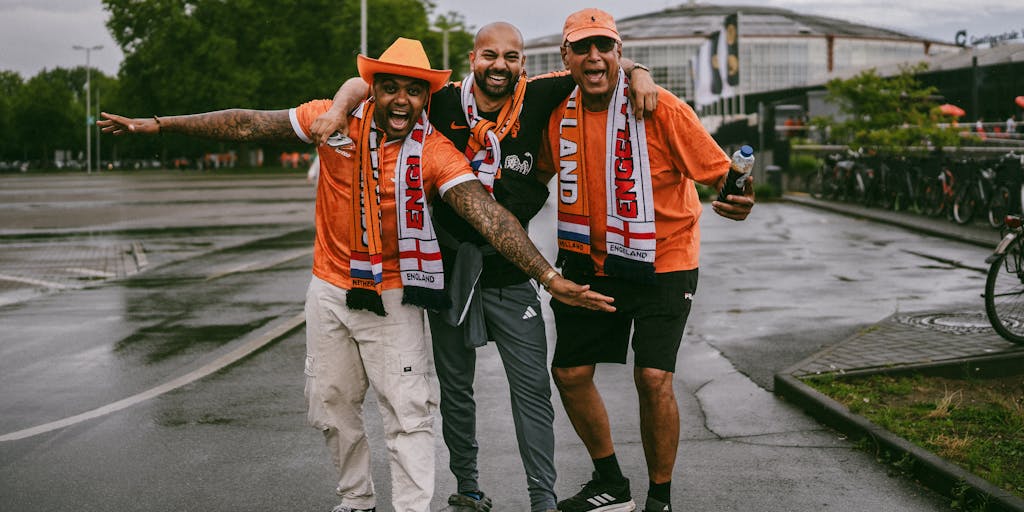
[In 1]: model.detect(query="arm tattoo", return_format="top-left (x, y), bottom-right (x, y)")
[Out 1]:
top-left (444, 181), bottom-right (552, 280)
top-left (163, 109), bottom-right (295, 142)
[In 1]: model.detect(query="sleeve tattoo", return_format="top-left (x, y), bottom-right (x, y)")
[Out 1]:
top-left (443, 181), bottom-right (552, 280)
top-left (163, 109), bottom-right (295, 142)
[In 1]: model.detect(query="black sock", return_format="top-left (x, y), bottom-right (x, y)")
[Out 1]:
top-left (648, 480), bottom-right (671, 504)
top-left (593, 453), bottom-right (625, 482)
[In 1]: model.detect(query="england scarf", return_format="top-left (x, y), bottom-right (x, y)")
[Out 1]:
top-left (557, 69), bottom-right (657, 283)
top-left (347, 100), bottom-right (449, 315)
top-left (459, 72), bottom-right (527, 193)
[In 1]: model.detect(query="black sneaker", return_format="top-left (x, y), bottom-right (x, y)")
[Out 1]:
top-left (644, 496), bottom-right (671, 512)
top-left (557, 473), bottom-right (636, 512)
top-left (447, 490), bottom-right (493, 512)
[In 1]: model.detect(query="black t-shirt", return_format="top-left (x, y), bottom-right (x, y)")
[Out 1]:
top-left (430, 74), bottom-right (576, 287)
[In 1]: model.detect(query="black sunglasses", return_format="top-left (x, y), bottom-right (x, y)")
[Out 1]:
top-left (566, 37), bottom-right (618, 55)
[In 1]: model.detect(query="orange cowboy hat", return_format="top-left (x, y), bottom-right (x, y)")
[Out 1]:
top-left (357, 37), bottom-right (451, 93)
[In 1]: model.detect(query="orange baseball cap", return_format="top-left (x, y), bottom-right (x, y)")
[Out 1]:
top-left (562, 8), bottom-right (620, 43)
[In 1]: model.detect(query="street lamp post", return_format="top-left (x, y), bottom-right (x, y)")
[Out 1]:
top-left (72, 44), bottom-right (103, 174)
top-left (360, 0), bottom-right (367, 55)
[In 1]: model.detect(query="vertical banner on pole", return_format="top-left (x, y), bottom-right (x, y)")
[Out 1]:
top-left (693, 37), bottom-right (716, 108)
top-left (709, 30), bottom-right (722, 96)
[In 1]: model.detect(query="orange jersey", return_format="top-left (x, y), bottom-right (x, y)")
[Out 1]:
top-left (291, 100), bottom-right (477, 290)
top-left (541, 87), bottom-right (730, 273)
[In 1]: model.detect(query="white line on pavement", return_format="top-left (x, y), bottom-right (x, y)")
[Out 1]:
top-left (0, 273), bottom-right (74, 289)
top-left (0, 312), bottom-right (306, 443)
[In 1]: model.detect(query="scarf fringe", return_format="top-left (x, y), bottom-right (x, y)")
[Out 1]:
top-left (556, 250), bottom-right (595, 280)
top-left (402, 286), bottom-right (452, 312)
top-left (347, 288), bottom-right (388, 317)
top-left (604, 254), bottom-right (657, 285)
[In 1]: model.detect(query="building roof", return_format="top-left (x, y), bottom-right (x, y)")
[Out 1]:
top-left (525, 2), bottom-right (947, 47)
top-left (821, 40), bottom-right (1024, 81)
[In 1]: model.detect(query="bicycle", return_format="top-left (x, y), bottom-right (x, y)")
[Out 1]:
top-left (983, 214), bottom-right (1024, 345)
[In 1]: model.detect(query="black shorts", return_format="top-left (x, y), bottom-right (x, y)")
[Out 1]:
top-left (550, 269), bottom-right (698, 372)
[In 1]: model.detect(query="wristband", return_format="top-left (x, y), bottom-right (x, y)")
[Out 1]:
top-left (630, 63), bottom-right (650, 75)
top-left (539, 269), bottom-right (559, 290)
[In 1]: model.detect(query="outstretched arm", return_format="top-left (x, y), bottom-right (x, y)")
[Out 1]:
top-left (309, 77), bottom-right (370, 146)
top-left (98, 109), bottom-right (296, 143)
top-left (443, 180), bottom-right (615, 311)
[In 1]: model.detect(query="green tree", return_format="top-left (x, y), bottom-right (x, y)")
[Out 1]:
top-left (101, 0), bottom-right (474, 164)
top-left (12, 69), bottom-right (84, 166)
top-left (0, 71), bottom-right (25, 161)
top-left (820, 64), bottom-right (961, 153)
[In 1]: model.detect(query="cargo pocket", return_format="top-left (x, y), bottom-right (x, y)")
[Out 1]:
top-left (303, 354), bottom-right (329, 431)
top-left (387, 349), bottom-right (435, 433)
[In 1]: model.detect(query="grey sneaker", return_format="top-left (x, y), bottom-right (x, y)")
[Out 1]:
top-left (448, 490), bottom-right (493, 512)
top-left (330, 506), bottom-right (375, 512)
top-left (644, 496), bottom-right (671, 512)
top-left (557, 472), bottom-right (635, 512)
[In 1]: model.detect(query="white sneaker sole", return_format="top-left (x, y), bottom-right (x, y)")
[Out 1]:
top-left (586, 500), bottom-right (636, 512)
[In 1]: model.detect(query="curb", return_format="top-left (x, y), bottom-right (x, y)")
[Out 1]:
top-left (781, 193), bottom-right (1001, 249)
top-left (774, 355), bottom-right (1024, 512)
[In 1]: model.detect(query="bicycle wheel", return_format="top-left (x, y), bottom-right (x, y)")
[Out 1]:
top-left (952, 182), bottom-right (978, 225)
top-left (984, 247), bottom-right (1024, 345)
top-left (988, 186), bottom-right (1009, 229)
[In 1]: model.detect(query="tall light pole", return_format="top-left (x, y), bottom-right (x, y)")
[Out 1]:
top-left (434, 15), bottom-right (451, 70)
top-left (360, 0), bottom-right (367, 55)
top-left (72, 44), bottom-right (103, 174)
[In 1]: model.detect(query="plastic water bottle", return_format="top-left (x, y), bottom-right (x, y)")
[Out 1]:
top-left (717, 145), bottom-right (755, 202)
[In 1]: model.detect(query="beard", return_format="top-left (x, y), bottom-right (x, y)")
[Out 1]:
top-left (475, 69), bottom-right (517, 99)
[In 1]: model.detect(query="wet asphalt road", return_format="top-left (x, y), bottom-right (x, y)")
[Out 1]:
top-left (1, 170), bottom-right (991, 511)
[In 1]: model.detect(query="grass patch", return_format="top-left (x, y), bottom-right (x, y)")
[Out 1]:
top-left (808, 373), bottom-right (1024, 502)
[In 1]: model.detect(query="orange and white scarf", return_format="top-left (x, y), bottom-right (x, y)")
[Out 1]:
top-left (347, 100), bottom-right (448, 315)
top-left (557, 69), bottom-right (656, 282)
top-left (459, 72), bottom-right (527, 193)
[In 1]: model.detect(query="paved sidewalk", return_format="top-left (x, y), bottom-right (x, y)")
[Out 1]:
top-left (776, 194), bottom-right (1024, 512)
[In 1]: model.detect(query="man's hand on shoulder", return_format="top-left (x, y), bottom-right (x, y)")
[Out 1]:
top-left (627, 65), bottom-right (658, 118)
top-left (310, 105), bottom-right (349, 146)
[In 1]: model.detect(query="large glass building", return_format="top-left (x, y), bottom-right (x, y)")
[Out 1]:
top-left (524, 3), bottom-right (960, 105)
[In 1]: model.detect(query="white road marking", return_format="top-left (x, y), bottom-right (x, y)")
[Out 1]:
top-left (205, 247), bottom-right (312, 281)
top-left (0, 312), bottom-right (305, 443)
top-left (0, 273), bottom-right (74, 289)
top-left (65, 267), bottom-right (117, 278)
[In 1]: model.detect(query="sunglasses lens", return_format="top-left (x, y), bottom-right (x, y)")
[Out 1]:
top-left (569, 37), bottom-right (616, 54)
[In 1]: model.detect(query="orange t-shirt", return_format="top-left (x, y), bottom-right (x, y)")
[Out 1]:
top-left (290, 99), bottom-right (477, 290)
top-left (541, 87), bottom-right (730, 273)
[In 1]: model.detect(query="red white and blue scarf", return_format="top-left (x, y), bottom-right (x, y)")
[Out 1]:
top-left (459, 72), bottom-right (527, 194)
top-left (347, 100), bottom-right (448, 315)
top-left (557, 69), bottom-right (656, 282)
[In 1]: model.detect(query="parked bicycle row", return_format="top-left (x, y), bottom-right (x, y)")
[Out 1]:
top-left (805, 149), bottom-right (1024, 229)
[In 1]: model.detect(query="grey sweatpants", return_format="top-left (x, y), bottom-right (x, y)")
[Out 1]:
top-left (426, 281), bottom-right (557, 512)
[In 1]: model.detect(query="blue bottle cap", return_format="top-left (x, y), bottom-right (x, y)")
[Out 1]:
top-left (740, 145), bottom-right (753, 157)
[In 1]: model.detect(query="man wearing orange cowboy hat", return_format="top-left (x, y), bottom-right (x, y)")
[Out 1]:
top-left (98, 37), bottom-right (614, 512)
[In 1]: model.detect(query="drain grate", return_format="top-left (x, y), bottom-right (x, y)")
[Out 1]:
top-left (892, 312), bottom-right (999, 334)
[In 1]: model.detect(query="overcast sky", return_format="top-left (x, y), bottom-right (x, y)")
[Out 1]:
top-left (0, 0), bottom-right (1021, 78)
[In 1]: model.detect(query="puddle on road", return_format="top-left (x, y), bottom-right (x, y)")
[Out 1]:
top-left (115, 318), bottom-right (272, 364)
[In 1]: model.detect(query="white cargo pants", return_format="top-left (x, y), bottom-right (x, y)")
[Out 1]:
top-left (304, 276), bottom-right (437, 512)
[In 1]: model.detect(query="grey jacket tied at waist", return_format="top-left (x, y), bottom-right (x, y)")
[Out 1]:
top-left (436, 223), bottom-right (496, 349)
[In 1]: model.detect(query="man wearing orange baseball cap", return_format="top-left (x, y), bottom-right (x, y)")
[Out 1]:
top-left (538, 9), bottom-right (755, 512)
top-left (99, 37), bottom-right (615, 512)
